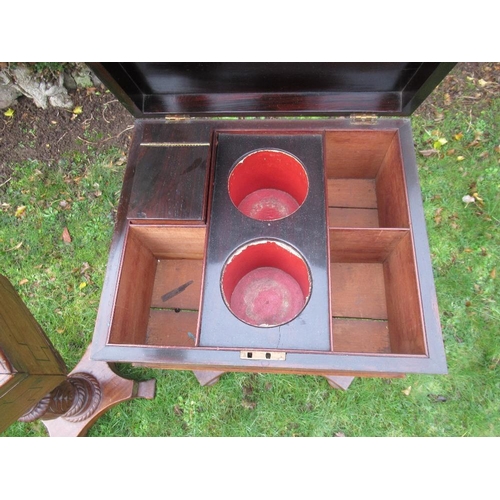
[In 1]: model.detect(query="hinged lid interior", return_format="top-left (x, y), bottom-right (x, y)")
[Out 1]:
top-left (89, 62), bottom-right (455, 118)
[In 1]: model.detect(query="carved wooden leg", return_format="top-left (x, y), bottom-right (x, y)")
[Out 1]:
top-left (192, 370), bottom-right (225, 386)
top-left (324, 375), bottom-right (355, 391)
top-left (41, 345), bottom-right (155, 437)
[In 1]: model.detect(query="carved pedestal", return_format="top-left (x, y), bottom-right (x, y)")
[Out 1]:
top-left (0, 274), bottom-right (156, 436)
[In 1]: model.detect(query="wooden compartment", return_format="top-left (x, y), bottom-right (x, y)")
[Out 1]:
top-left (89, 62), bottom-right (452, 378)
top-left (326, 129), bottom-right (427, 357)
top-left (109, 225), bottom-right (205, 348)
top-left (329, 229), bottom-right (425, 355)
top-left (325, 130), bottom-right (409, 229)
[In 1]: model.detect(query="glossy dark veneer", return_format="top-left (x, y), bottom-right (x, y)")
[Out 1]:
top-left (88, 63), bottom-right (455, 117)
top-left (89, 63), bottom-right (453, 381)
top-left (91, 118), bottom-right (447, 377)
top-left (199, 134), bottom-right (330, 351)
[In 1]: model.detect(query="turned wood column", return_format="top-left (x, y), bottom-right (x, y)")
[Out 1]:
top-left (0, 274), bottom-right (156, 436)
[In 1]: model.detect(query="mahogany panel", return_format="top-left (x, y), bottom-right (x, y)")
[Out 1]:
top-left (130, 225), bottom-right (206, 260)
top-left (127, 145), bottom-right (210, 221)
top-left (140, 120), bottom-right (213, 144)
top-left (384, 232), bottom-right (426, 355)
top-left (376, 132), bottom-right (410, 228)
top-left (109, 229), bottom-right (157, 345)
top-left (90, 117), bottom-right (447, 377)
top-left (146, 310), bottom-right (197, 347)
top-left (327, 178), bottom-right (377, 210)
top-left (329, 228), bottom-right (408, 263)
top-left (122, 63), bottom-right (421, 95)
top-left (324, 130), bottom-right (397, 179)
top-left (397, 121), bottom-right (446, 368)
top-left (144, 92), bottom-right (402, 116)
top-left (328, 208), bottom-right (379, 228)
top-left (151, 259), bottom-right (203, 310)
top-left (330, 263), bottom-right (388, 320)
top-left (110, 225), bottom-right (206, 346)
top-left (126, 121), bottom-right (213, 222)
top-left (89, 63), bottom-right (454, 117)
top-left (332, 318), bottom-right (391, 354)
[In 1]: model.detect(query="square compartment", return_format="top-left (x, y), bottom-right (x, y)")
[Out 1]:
top-left (108, 225), bottom-right (205, 348)
top-left (325, 130), bottom-right (410, 229)
top-left (329, 229), bottom-right (426, 356)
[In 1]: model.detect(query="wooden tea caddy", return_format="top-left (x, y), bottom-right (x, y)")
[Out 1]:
top-left (89, 63), bottom-right (454, 390)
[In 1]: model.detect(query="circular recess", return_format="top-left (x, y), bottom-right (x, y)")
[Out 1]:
top-left (228, 149), bottom-right (309, 221)
top-left (220, 239), bottom-right (311, 327)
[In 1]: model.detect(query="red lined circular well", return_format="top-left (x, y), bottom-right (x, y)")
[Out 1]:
top-left (228, 149), bottom-right (308, 221)
top-left (221, 240), bottom-right (311, 327)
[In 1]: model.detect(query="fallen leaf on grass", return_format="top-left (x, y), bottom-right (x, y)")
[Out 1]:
top-left (242, 400), bottom-right (257, 410)
top-left (434, 207), bottom-right (443, 225)
top-left (115, 155), bottom-right (127, 166)
top-left (62, 227), bottom-right (72, 243)
top-left (490, 268), bottom-right (496, 279)
top-left (419, 149), bottom-right (439, 157)
top-left (402, 386), bottom-right (412, 396)
top-left (19, 279), bottom-right (28, 285)
top-left (434, 137), bottom-right (448, 149)
top-left (489, 357), bottom-right (500, 370)
top-left (462, 195), bottom-right (475, 205)
top-left (334, 432), bottom-right (346, 437)
top-left (15, 206), bottom-right (26, 218)
top-left (456, 156), bottom-right (465, 161)
top-left (79, 282), bottom-right (87, 290)
top-left (6, 241), bottom-right (23, 252)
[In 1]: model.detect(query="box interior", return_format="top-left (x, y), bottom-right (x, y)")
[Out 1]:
top-left (108, 129), bottom-right (427, 357)
top-left (109, 225), bottom-right (205, 348)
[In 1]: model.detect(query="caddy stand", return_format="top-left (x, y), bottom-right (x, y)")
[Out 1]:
top-left (0, 274), bottom-right (156, 437)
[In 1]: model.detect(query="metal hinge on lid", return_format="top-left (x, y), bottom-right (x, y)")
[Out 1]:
top-left (350, 114), bottom-right (378, 125)
top-left (164, 115), bottom-right (190, 121)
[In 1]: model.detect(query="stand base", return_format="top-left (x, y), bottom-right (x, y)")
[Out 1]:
top-left (324, 375), bottom-right (355, 391)
top-left (42, 346), bottom-right (155, 437)
top-left (192, 370), bottom-right (355, 391)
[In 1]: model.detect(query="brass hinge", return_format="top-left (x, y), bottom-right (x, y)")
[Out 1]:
top-left (164, 115), bottom-right (190, 121)
top-left (350, 114), bottom-right (378, 125)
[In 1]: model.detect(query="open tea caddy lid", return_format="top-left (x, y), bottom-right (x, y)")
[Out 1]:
top-left (88, 62), bottom-right (456, 378)
top-left (88, 62), bottom-right (455, 117)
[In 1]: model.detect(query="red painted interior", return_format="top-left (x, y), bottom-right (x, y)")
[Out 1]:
top-left (221, 240), bottom-right (311, 326)
top-left (228, 150), bottom-right (309, 220)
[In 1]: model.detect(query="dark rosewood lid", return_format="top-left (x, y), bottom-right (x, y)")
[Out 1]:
top-left (88, 62), bottom-right (455, 118)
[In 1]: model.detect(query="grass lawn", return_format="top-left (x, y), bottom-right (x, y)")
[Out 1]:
top-left (1, 67), bottom-right (499, 438)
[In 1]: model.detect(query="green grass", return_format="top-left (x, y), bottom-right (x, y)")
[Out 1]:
top-left (1, 98), bottom-right (499, 437)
